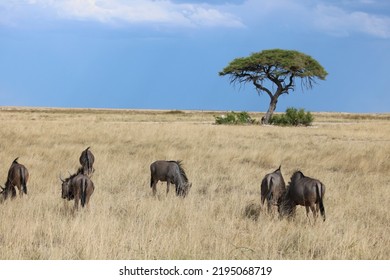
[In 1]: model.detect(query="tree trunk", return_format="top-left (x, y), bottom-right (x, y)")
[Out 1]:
top-left (262, 97), bottom-right (278, 125)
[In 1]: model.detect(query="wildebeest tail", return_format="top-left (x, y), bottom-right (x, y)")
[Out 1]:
top-left (81, 178), bottom-right (87, 207)
top-left (150, 165), bottom-right (155, 188)
top-left (316, 182), bottom-right (326, 221)
top-left (266, 176), bottom-right (274, 202)
top-left (87, 148), bottom-right (93, 175)
top-left (20, 167), bottom-right (27, 195)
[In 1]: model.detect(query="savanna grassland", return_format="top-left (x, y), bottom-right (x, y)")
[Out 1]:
top-left (0, 107), bottom-right (389, 260)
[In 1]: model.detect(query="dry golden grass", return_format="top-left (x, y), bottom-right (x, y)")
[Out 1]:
top-left (0, 107), bottom-right (389, 260)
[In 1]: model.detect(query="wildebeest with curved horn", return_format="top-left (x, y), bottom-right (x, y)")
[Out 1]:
top-left (79, 147), bottom-right (95, 176)
top-left (60, 168), bottom-right (95, 210)
top-left (278, 170), bottom-right (326, 222)
top-left (0, 158), bottom-right (29, 200)
top-left (150, 160), bottom-right (192, 197)
top-left (260, 165), bottom-right (286, 212)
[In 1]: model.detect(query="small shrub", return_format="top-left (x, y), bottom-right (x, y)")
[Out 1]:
top-left (215, 111), bottom-right (256, 125)
top-left (165, 110), bottom-right (184, 114)
top-left (270, 107), bottom-right (313, 126)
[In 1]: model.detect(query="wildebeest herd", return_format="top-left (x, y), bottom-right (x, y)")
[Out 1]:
top-left (0, 147), bottom-right (326, 222)
top-left (261, 166), bottom-right (326, 222)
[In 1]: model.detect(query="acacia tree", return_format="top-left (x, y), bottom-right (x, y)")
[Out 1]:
top-left (219, 49), bottom-right (328, 124)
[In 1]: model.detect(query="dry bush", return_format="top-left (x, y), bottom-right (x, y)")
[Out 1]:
top-left (0, 108), bottom-right (389, 260)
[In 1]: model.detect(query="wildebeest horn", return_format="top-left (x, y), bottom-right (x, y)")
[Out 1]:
top-left (59, 174), bottom-right (65, 183)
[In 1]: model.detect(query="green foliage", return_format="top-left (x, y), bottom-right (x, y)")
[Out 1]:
top-left (215, 111), bottom-right (256, 125)
top-left (270, 107), bottom-right (314, 126)
top-left (165, 110), bottom-right (185, 114)
top-left (219, 49), bottom-right (328, 80)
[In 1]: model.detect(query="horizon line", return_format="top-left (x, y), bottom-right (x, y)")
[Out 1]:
top-left (0, 106), bottom-right (388, 115)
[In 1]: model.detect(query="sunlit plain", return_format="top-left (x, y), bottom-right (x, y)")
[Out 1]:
top-left (0, 107), bottom-right (389, 260)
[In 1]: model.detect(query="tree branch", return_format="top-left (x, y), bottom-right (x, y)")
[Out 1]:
top-left (252, 79), bottom-right (273, 99)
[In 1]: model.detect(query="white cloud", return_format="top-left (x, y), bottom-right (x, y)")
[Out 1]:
top-left (233, 0), bottom-right (390, 38)
top-left (0, 0), bottom-right (244, 28)
top-left (312, 3), bottom-right (390, 38)
top-left (1, 0), bottom-right (389, 37)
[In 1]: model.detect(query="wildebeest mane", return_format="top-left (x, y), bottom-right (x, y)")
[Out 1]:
top-left (173, 160), bottom-right (188, 182)
top-left (63, 167), bottom-right (83, 183)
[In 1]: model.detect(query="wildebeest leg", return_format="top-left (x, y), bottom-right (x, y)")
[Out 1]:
top-left (85, 195), bottom-right (91, 209)
top-left (305, 206), bottom-right (311, 219)
top-left (74, 197), bottom-right (79, 211)
top-left (150, 178), bottom-right (158, 196)
top-left (20, 167), bottom-right (27, 195)
top-left (261, 194), bottom-right (266, 206)
top-left (11, 185), bottom-right (17, 198)
top-left (307, 204), bottom-right (317, 223)
top-left (166, 181), bottom-right (170, 195)
top-left (15, 184), bottom-right (22, 197)
top-left (152, 182), bottom-right (157, 196)
top-left (266, 200), bottom-right (272, 214)
top-left (175, 184), bottom-right (182, 196)
top-left (311, 204), bottom-right (318, 221)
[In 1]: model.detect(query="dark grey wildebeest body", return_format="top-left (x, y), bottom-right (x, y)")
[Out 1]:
top-left (150, 160), bottom-right (192, 197)
top-left (79, 147), bottom-right (95, 176)
top-left (0, 158), bottom-right (29, 200)
top-left (278, 171), bottom-right (326, 222)
top-left (260, 165), bottom-right (286, 212)
top-left (60, 169), bottom-right (95, 210)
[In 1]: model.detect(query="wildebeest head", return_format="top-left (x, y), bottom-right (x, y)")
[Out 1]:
top-left (1, 182), bottom-right (18, 201)
top-left (60, 176), bottom-right (73, 200)
top-left (0, 186), bottom-right (7, 201)
top-left (177, 181), bottom-right (192, 197)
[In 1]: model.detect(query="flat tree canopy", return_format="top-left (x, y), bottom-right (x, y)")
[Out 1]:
top-left (219, 49), bottom-right (328, 124)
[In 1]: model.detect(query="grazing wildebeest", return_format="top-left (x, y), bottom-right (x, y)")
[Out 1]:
top-left (260, 165), bottom-right (286, 212)
top-left (60, 169), bottom-right (95, 210)
top-left (278, 171), bottom-right (326, 222)
top-left (79, 147), bottom-right (95, 176)
top-left (150, 160), bottom-right (192, 197)
top-left (0, 158), bottom-right (29, 200)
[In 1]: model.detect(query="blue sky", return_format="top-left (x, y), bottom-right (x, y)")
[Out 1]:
top-left (0, 0), bottom-right (389, 113)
